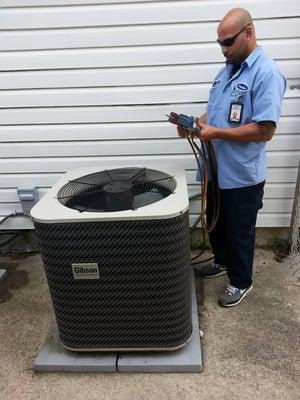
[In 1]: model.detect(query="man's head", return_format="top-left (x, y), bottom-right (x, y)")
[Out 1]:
top-left (217, 8), bottom-right (257, 65)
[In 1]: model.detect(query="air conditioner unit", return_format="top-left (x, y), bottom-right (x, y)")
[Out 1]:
top-left (31, 163), bottom-right (192, 352)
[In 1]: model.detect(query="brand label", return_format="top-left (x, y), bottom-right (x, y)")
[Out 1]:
top-left (236, 83), bottom-right (248, 91)
top-left (71, 263), bottom-right (99, 280)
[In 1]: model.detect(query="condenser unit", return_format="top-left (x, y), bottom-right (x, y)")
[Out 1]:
top-left (31, 163), bottom-right (192, 352)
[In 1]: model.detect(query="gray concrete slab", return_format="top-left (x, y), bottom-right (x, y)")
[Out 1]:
top-left (34, 324), bottom-right (118, 372)
top-left (117, 272), bottom-right (202, 373)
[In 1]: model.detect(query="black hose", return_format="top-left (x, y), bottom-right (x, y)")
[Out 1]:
top-left (0, 233), bottom-right (20, 247)
top-left (0, 212), bottom-right (25, 226)
top-left (0, 213), bottom-right (17, 226)
top-left (189, 193), bottom-right (201, 200)
top-left (185, 132), bottom-right (220, 264)
top-left (0, 212), bottom-right (26, 248)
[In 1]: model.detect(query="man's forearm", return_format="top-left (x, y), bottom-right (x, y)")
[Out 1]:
top-left (215, 122), bottom-right (275, 142)
top-left (198, 121), bottom-right (276, 142)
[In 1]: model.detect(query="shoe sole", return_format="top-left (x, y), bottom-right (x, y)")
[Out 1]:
top-left (219, 285), bottom-right (253, 307)
top-left (200, 270), bottom-right (227, 279)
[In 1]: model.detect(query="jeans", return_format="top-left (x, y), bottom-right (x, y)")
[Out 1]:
top-left (206, 181), bottom-right (265, 289)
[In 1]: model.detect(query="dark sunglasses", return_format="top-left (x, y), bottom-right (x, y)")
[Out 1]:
top-left (217, 24), bottom-right (249, 47)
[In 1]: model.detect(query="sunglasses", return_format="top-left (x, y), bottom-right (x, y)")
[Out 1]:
top-left (217, 24), bottom-right (249, 47)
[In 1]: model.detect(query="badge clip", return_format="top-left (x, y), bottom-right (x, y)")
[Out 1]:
top-left (229, 103), bottom-right (243, 123)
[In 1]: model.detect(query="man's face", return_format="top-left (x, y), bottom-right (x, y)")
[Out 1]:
top-left (217, 24), bottom-right (250, 65)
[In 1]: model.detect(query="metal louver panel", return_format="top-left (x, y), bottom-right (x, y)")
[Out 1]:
top-left (34, 212), bottom-right (192, 351)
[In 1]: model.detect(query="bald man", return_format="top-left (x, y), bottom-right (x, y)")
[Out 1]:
top-left (195, 9), bottom-right (286, 306)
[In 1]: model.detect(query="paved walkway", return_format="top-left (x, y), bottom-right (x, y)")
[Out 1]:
top-left (0, 249), bottom-right (299, 400)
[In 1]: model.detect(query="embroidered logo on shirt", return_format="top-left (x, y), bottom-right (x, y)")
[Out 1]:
top-left (231, 82), bottom-right (249, 102)
top-left (212, 80), bottom-right (220, 88)
top-left (236, 83), bottom-right (248, 91)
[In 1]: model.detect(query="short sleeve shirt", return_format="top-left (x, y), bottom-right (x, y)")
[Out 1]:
top-left (197, 46), bottom-right (286, 188)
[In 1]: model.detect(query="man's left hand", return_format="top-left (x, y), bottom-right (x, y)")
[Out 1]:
top-left (197, 122), bottom-right (218, 141)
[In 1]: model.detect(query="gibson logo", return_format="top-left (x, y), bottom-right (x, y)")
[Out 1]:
top-left (71, 263), bottom-right (99, 280)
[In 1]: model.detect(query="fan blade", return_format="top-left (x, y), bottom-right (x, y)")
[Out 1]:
top-left (133, 177), bottom-right (175, 195)
top-left (133, 191), bottom-right (165, 208)
top-left (69, 179), bottom-right (101, 187)
top-left (104, 170), bottom-right (114, 182)
top-left (81, 192), bottom-right (105, 210)
top-left (128, 167), bottom-right (147, 183)
top-left (133, 176), bottom-right (174, 186)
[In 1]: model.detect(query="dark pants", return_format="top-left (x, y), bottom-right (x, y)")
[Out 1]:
top-left (206, 181), bottom-right (265, 289)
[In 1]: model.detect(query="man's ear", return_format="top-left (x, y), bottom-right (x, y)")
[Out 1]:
top-left (246, 25), bottom-right (253, 39)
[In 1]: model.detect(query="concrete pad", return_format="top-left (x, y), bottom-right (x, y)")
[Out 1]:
top-left (34, 325), bottom-right (118, 372)
top-left (117, 272), bottom-right (202, 373)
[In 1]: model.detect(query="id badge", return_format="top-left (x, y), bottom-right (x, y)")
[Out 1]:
top-left (229, 103), bottom-right (243, 123)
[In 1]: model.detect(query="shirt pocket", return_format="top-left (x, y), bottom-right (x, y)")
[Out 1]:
top-left (207, 85), bottom-right (219, 110)
top-left (238, 90), bottom-right (253, 124)
top-left (207, 88), bottom-right (223, 123)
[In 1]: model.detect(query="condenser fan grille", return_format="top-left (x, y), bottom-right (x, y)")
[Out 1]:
top-left (57, 167), bottom-right (176, 212)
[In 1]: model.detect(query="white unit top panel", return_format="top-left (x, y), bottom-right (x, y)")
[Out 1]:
top-left (30, 162), bottom-right (189, 223)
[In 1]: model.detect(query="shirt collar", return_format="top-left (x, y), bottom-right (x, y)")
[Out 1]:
top-left (242, 46), bottom-right (263, 68)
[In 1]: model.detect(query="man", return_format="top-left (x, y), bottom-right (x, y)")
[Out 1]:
top-left (179, 8), bottom-right (286, 307)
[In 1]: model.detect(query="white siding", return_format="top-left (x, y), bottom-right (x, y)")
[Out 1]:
top-left (1, 0), bottom-right (300, 229)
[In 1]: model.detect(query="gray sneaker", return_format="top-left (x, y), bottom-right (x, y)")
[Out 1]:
top-left (198, 262), bottom-right (227, 278)
top-left (0, 268), bottom-right (7, 283)
top-left (219, 284), bottom-right (253, 307)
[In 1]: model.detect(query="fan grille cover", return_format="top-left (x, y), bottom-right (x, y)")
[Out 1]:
top-left (57, 167), bottom-right (176, 212)
top-left (34, 212), bottom-right (192, 350)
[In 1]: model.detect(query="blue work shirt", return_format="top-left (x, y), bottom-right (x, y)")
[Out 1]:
top-left (197, 46), bottom-right (286, 188)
